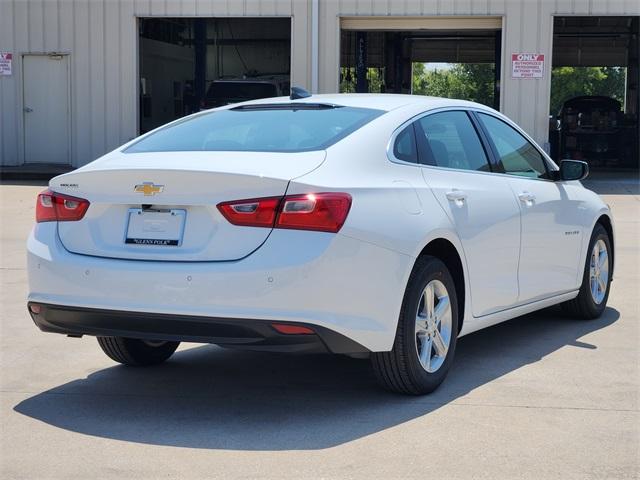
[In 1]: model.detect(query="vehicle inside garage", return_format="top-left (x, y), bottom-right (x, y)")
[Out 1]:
top-left (138, 17), bottom-right (291, 133)
top-left (550, 16), bottom-right (639, 169)
top-left (339, 27), bottom-right (501, 110)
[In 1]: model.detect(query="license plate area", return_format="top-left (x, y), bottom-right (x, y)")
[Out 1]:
top-left (125, 208), bottom-right (186, 246)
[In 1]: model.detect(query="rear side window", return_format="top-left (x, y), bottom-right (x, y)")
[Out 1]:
top-left (393, 125), bottom-right (418, 163)
top-left (477, 113), bottom-right (548, 179)
top-left (125, 105), bottom-right (384, 153)
top-left (416, 111), bottom-right (491, 172)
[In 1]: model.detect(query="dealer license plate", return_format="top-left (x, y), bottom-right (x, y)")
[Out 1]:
top-left (125, 209), bottom-right (186, 246)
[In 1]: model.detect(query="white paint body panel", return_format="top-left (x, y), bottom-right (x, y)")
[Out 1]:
top-left (54, 151), bottom-right (325, 261)
top-left (28, 222), bottom-right (413, 352)
top-left (27, 94), bottom-right (614, 351)
top-left (422, 167), bottom-right (521, 317)
top-left (506, 176), bottom-right (587, 303)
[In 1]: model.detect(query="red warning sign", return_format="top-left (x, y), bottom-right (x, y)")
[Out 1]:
top-left (0, 53), bottom-right (12, 76)
top-left (511, 53), bottom-right (544, 79)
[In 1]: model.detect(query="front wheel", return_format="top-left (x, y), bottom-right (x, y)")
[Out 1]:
top-left (562, 223), bottom-right (612, 319)
top-left (97, 337), bottom-right (180, 366)
top-left (372, 256), bottom-right (458, 395)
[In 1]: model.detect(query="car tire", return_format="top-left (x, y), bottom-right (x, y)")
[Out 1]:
top-left (562, 223), bottom-right (612, 319)
top-left (97, 337), bottom-right (180, 366)
top-left (372, 256), bottom-right (459, 395)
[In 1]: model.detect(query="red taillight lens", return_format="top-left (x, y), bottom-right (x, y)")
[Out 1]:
top-left (36, 189), bottom-right (90, 223)
top-left (276, 193), bottom-right (351, 233)
top-left (217, 192), bottom-right (351, 233)
top-left (217, 197), bottom-right (281, 228)
top-left (271, 323), bottom-right (315, 335)
top-left (36, 192), bottom-right (57, 222)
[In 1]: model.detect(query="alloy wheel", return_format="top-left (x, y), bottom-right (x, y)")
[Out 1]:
top-left (589, 239), bottom-right (609, 304)
top-left (414, 279), bottom-right (453, 373)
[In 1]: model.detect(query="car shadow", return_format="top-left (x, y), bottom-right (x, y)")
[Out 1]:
top-left (14, 307), bottom-right (619, 451)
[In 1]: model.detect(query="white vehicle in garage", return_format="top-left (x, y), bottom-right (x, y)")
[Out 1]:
top-left (27, 91), bottom-right (614, 394)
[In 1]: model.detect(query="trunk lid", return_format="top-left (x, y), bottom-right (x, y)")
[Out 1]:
top-left (52, 151), bottom-right (325, 261)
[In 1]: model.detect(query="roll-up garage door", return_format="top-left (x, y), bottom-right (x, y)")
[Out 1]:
top-left (340, 16), bottom-right (502, 31)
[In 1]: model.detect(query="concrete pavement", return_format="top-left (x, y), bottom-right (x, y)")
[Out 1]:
top-left (1, 175), bottom-right (638, 479)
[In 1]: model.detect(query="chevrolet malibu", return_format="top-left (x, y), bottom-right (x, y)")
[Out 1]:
top-left (27, 92), bottom-right (614, 394)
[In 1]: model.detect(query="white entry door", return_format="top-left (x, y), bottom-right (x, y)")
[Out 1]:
top-left (23, 54), bottom-right (70, 164)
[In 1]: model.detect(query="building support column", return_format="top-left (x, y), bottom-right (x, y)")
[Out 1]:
top-left (194, 19), bottom-right (207, 108)
top-left (311, 0), bottom-right (319, 93)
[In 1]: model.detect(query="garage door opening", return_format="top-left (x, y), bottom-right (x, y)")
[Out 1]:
top-left (138, 17), bottom-right (291, 134)
top-left (550, 16), bottom-right (639, 169)
top-left (339, 26), bottom-right (501, 110)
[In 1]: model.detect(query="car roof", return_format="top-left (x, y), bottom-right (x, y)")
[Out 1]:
top-left (239, 93), bottom-right (494, 113)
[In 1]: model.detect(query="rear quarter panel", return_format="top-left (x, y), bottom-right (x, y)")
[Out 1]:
top-left (289, 107), bottom-right (475, 335)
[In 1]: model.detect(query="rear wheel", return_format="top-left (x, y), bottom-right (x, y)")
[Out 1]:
top-left (372, 256), bottom-right (458, 395)
top-left (562, 223), bottom-right (612, 319)
top-left (97, 337), bottom-right (179, 366)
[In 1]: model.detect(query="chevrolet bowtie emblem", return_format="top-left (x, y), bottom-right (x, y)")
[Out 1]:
top-left (134, 182), bottom-right (164, 196)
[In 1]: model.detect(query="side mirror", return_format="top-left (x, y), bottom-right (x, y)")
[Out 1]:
top-left (557, 160), bottom-right (589, 181)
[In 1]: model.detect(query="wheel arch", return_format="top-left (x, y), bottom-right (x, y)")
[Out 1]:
top-left (416, 238), bottom-right (467, 335)
top-left (596, 213), bottom-right (615, 278)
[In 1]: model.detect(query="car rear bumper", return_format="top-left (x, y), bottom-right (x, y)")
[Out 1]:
top-left (28, 302), bottom-right (368, 354)
top-left (27, 222), bottom-right (414, 352)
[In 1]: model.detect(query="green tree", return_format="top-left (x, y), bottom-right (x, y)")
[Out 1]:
top-left (412, 63), bottom-right (496, 107)
top-left (340, 67), bottom-right (385, 93)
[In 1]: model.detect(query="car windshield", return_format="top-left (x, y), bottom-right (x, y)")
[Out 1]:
top-left (125, 105), bottom-right (384, 153)
top-left (206, 82), bottom-right (278, 102)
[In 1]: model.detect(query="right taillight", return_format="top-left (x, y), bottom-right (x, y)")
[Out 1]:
top-left (217, 192), bottom-right (351, 233)
top-left (36, 189), bottom-right (90, 223)
top-left (276, 193), bottom-right (352, 233)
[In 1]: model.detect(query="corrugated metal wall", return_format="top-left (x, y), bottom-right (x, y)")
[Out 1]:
top-left (320, 0), bottom-right (640, 149)
top-left (1, 0), bottom-right (638, 167)
top-left (0, 0), bottom-right (307, 167)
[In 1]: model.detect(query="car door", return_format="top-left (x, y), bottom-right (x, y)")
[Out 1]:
top-left (475, 112), bottom-right (584, 302)
top-left (413, 110), bottom-right (521, 317)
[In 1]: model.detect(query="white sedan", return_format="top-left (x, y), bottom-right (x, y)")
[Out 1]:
top-left (27, 92), bottom-right (614, 394)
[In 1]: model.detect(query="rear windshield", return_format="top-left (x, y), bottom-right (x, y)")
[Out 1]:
top-left (125, 105), bottom-right (384, 153)
top-left (206, 82), bottom-right (278, 101)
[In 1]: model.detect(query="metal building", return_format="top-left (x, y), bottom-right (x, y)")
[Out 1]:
top-left (1, 0), bottom-right (638, 171)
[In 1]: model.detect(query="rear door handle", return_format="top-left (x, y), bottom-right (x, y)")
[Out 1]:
top-left (518, 191), bottom-right (536, 206)
top-left (446, 189), bottom-right (467, 207)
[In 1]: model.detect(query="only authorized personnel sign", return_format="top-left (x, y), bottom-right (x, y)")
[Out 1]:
top-left (511, 53), bottom-right (544, 79)
top-left (0, 53), bottom-right (12, 76)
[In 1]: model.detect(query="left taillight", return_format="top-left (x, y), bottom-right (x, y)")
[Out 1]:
top-left (36, 189), bottom-right (90, 223)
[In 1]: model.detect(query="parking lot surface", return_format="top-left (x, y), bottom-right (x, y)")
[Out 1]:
top-left (1, 175), bottom-right (638, 479)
